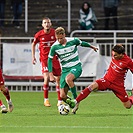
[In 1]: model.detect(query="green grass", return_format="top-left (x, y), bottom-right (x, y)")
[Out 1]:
top-left (0, 91), bottom-right (133, 133)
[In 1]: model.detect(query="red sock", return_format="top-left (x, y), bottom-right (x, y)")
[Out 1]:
top-left (76, 87), bottom-right (92, 103)
top-left (56, 86), bottom-right (62, 100)
top-left (2, 88), bottom-right (10, 101)
top-left (128, 96), bottom-right (133, 105)
top-left (0, 100), bottom-right (3, 106)
top-left (43, 84), bottom-right (49, 99)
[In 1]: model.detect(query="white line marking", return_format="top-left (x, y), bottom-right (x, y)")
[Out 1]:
top-left (0, 126), bottom-right (131, 129)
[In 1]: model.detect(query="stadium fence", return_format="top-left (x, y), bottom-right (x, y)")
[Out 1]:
top-left (0, 30), bottom-right (133, 91)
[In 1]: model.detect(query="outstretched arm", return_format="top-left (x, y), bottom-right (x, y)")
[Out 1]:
top-left (48, 57), bottom-right (55, 82)
top-left (81, 41), bottom-right (98, 52)
top-left (89, 44), bottom-right (98, 52)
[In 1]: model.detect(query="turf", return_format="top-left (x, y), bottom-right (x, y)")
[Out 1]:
top-left (0, 91), bottom-right (133, 133)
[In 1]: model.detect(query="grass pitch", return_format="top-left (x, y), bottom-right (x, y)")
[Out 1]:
top-left (0, 91), bottom-right (132, 133)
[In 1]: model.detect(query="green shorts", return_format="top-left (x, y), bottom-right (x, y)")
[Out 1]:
top-left (60, 64), bottom-right (82, 89)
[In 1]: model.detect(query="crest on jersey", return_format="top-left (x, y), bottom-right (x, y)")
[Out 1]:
top-left (51, 36), bottom-right (54, 40)
top-left (119, 62), bottom-right (122, 66)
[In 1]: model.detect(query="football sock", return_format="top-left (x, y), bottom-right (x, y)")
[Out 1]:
top-left (76, 87), bottom-right (92, 103)
top-left (44, 98), bottom-right (48, 102)
top-left (2, 88), bottom-right (10, 101)
top-left (0, 100), bottom-right (3, 106)
top-left (58, 100), bottom-right (62, 104)
top-left (70, 86), bottom-right (77, 99)
top-left (56, 86), bottom-right (62, 100)
top-left (43, 84), bottom-right (49, 99)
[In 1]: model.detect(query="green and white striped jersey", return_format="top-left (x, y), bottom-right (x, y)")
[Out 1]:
top-left (48, 37), bottom-right (91, 72)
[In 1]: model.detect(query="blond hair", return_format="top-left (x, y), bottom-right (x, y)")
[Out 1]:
top-left (55, 27), bottom-right (65, 35)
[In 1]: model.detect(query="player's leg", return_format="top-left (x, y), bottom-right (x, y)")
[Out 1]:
top-left (60, 72), bottom-right (70, 101)
top-left (112, 85), bottom-right (133, 109)
top-left (65, 73), bottom-right (77, 99)
top-left (55, 75), bottom-right (63, 106)
top-left (60, 87), bottom-right (69, 102)
top-left (0, 69), bottom-right (14, 112)
top-left (41, 61), bottom-right (51, 107)
top-left (123, 93), bottom-right (133, 109)
top-left (43, 72), bottom-right (51, 107)
top-left (53, 67), bottom-right (62, 106)
top-left (123, 100), bottom-right (132, 109)
top-left (0, 99), bottom-right (8, 113)
top-left (67, 78), bottom-right (108, 113)
top-left (0, 70), bottom-right (11, 102)
top-left (67, 81), bottom-right (98, 108)
top-left (66, 82), bottom-right (98, 114)
top-left (66, 65), bottom-right (82, 99)
top-left (0, 85), bottom-right (14, 112)
top-left (128, 88), bottom-right (133, 108)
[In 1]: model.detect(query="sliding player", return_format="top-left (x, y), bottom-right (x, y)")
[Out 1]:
top-left (67, 44), bottom-right (133, 114)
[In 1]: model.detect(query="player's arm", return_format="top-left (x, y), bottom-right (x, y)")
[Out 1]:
top-left (80, 41), bottom-right (98, 52)
top-left (74, 38), bottom-right (98, 52)
top-left (48, 46), bottom-right (56, 82)
top-left (48, 57), bottom-right (55, 82)
top-left (32, 34), bottom-right (39, 65)
top-left (31, 42), bottom-right (37, 64)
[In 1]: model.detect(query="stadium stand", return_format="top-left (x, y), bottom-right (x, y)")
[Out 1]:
top-left (0, 0), bottom-right (133, 37)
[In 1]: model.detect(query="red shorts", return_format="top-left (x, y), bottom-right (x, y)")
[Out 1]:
top-left (96, 78), bottom-right (128, 102)
top-left (0, 69), bottom-right (4, 85)
top-left (40, 57), bottom-right (61, 76)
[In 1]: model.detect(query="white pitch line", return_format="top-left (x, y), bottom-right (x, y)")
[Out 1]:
top-left (0, 126), bottom-right (132, 129)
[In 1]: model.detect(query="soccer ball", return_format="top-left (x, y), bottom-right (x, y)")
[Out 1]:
top-left (58, 103), bottom-right (70, 115)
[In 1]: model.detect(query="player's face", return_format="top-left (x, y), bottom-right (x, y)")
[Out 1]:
top-left (112, 51), bottom-right (123, 60)
top-left (56, 34), bottom-right (66, 45)
top-left (42, 19), bottom-right (51, 30)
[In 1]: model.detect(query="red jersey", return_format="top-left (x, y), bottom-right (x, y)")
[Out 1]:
top-left (33, 28), bottom-right (61, 74)
top-left (33, 28), bottom-right (56, 60)
top-left (104, 54), bottom-right (133, 86)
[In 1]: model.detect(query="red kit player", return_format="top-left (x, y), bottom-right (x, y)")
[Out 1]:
top-left (66, 44), bottom-right (133, 114)
top-left (32, 17), bottom-right (62, 107)
top-left (0, 69), bottom-right (14, 113)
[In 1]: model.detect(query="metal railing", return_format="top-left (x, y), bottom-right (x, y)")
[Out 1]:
top-left (1, 30), bottom-right (133, 91)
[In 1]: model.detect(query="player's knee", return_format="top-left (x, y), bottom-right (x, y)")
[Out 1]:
top-left (60, 93), bottom-right (66, 100)
top-left (0, 85), bottom-right (6, 92)
top-left (88, 82), bottom-right (98, 91)
top-left (123, 101), bottom-right (132, 109)
top-left (125, 106), bottom-right (131, 109)
top-left (65, 77), bottom-right (70, 84)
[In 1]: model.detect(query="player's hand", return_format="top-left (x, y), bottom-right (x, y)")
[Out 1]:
top-left (49, 72), bottom-right (55, 82)
top-left (93, 47), bottom-right (98, 52)
top-left (32, 57), bottom-right (37, 65)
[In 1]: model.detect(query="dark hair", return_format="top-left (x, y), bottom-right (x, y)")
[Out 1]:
top-left (81, 2), bottom-right (91, 15)
top-left (112, 44), bottom-right (125, 54)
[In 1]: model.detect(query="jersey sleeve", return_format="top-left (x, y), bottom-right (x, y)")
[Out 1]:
top-left (48, 45), bottom-right (56, 59)
top-left (33, 32), bottom-right (40, 44)
top-left (48, 58), bottom-right (53, 72)
top-left (80, 41), bottom-right (91, 47)
top-left (48, 45), bottom-right (56, 72)
top-left (74, 37), bottom-right (91, 47)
